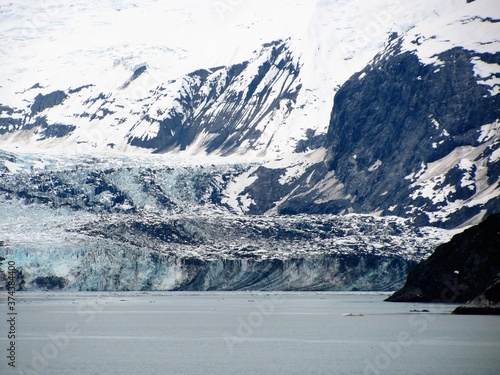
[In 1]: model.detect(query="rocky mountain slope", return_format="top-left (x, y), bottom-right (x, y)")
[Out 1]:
top-left (387, 213), bottom-right (500, 303)
top-left (0, 40), bottom-right (304, 157)
top-left (453, 276), bottom-right (500, 314)
top-left (242, 0), bottom-right (500, 228)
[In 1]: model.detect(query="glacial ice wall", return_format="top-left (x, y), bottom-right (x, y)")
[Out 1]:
top-left (0, 158), bottom-right (449, 292)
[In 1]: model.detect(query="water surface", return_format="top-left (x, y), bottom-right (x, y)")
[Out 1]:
top-left (1, 292), bottom-right (499, 374)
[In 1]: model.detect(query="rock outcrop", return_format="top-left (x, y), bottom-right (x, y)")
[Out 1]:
top-left (386, 213), bottom-right (500, 303)
top-left (453, 275), bottom-right (500, 315)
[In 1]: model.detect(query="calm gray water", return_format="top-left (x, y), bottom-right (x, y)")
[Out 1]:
top-left (1, 292), bottom-right (499, 375)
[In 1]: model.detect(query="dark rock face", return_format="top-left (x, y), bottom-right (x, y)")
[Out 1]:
top-left (241, 166), bottom-right (289, 215)
top-left (119, 64), bottom-right (148, 89)
top-left (336, 47), bottom-right (500, 221)
top-left (0, 105), bottom-right (24, 135)
top-left (277, 165), bottom-right (352, 216)
top-left (386, 213), bottom-right (500, 303)
top-left (453, 276), bottom-right (500, 315)
top-left (30, 90), bottom-right (68, 116)
top-left (294, 129), bottom-right (326, 153)
top-left (1, 91), bottom-right (72, 139)
top-left (262, 43), bottom-right (500, 228)
top-left (482, 276), bottom-right (500, 303)
top-left (37, 123), bottom-right (76, 140)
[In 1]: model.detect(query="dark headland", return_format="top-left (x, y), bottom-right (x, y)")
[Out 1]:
top-left (386, 213), bottom-right (500, 315)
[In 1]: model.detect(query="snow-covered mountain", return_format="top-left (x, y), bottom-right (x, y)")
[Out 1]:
top-left (0, 0), bottom-right (499, 290)
top-left (1, 0), bottom-right (498, 226)
top-left (229, 0), bottom-right (500, 228)
top-left (0, 0), bottom-right (469, 155)
top-left (1, 40), bottom-right (304, 157)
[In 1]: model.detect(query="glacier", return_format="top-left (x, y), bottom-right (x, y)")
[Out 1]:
top-left (0, 150), bottom-right (450, 291)
top-left (0, 0), bottom-right (499, 290)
